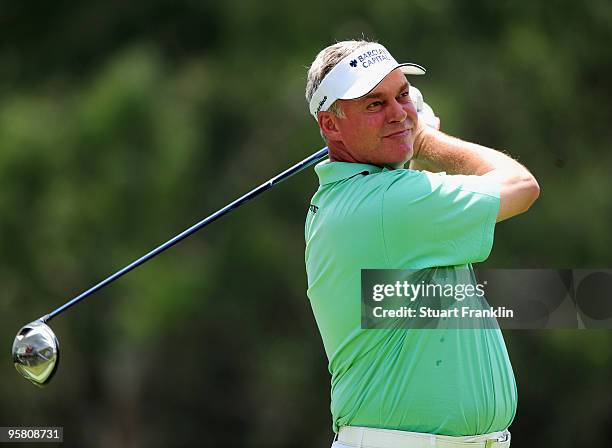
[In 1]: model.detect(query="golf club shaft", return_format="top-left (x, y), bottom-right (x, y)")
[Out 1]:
top-left (41, 146), bottom-right (329, 322)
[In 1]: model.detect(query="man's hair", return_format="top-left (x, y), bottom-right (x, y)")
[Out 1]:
top-left (305, 40), bottom-right (372, 119)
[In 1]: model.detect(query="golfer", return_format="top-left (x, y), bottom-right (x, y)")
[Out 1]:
top-left (304, 40), bottom-right (539, 448)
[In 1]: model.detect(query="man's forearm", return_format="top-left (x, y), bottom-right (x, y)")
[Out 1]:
top-left (409, 127), bottom-right (527, 176)
top-left (409, 126), bottom-right (540, 222)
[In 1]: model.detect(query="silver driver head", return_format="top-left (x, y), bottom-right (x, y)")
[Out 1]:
top-left (12, 320), bottom-right (59, 386)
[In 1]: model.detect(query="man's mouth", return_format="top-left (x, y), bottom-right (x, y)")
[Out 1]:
top-left (384, 128), bottom-right (412, 138)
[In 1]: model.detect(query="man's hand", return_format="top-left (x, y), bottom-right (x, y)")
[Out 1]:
top-left (410, 86), bottom-right (440, 131)
top-left (409, 86), bottom-right (440, 166)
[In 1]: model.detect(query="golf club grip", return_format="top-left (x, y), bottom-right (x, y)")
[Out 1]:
top-left (43, 147), bottom-right (329, 322)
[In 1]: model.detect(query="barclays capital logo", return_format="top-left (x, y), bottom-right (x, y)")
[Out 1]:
top-left (356, 49), bottom-right (391, 69)
top-left (349, 60), bottom-right (358, 68)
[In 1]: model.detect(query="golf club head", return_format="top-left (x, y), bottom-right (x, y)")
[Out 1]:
top-left (12, 320), bottom-right (59, 387)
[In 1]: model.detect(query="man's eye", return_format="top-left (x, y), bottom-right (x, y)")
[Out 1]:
top-left (367, 101), bottom-right (383, 109)
top-left (399, 91), bottom-right (411, 100)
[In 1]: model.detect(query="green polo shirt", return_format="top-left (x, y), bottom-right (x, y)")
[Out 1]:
top-left (304, 160), bottom-right (517, 436)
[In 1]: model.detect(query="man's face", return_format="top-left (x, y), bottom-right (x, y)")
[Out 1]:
top-left (323, 68), bottom-right (419, 169)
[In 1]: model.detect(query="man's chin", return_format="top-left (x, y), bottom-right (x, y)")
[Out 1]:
top-left (388, 146), bottom-right (414, 169)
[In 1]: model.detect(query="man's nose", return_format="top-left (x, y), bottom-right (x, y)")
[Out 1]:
top-left (387, 99), bottom-right (410, 123)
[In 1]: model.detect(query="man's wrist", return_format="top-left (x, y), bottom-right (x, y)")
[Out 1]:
top-left (412, 124), bottom-right (432, 161)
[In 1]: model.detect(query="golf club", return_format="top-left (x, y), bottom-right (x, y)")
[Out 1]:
top-left (12, 146), bottom-right (329, 386)
top-left (12, 86), bottom-right (437, 387)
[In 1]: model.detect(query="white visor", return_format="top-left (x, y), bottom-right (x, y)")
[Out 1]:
top-left (309, 43), bottom-right (425, 119)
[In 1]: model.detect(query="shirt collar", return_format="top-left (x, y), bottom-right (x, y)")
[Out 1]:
top-left (314, 159), bottom-right (386, 185)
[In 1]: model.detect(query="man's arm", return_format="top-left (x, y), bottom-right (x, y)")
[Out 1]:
top-left (409, 126), bottom-right (540, 222)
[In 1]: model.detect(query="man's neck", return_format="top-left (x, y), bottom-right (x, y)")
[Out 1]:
top-left (327, 142), bottom-right (360, 164)
top-left (328, 145), bottom-right (404, 170)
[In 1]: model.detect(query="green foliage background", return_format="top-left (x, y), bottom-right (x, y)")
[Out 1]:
top-left (1, 1), bottom-right (611, 446)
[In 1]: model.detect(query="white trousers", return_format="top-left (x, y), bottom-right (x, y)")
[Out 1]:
top-left (331, 426), bottom-right (511, 448)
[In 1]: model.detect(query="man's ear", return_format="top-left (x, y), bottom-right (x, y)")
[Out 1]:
top-left (318, 112), bottom-right (343, 142)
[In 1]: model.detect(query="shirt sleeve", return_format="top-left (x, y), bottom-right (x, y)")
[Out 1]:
top-left (381, 170), bottom-right (500, 268)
